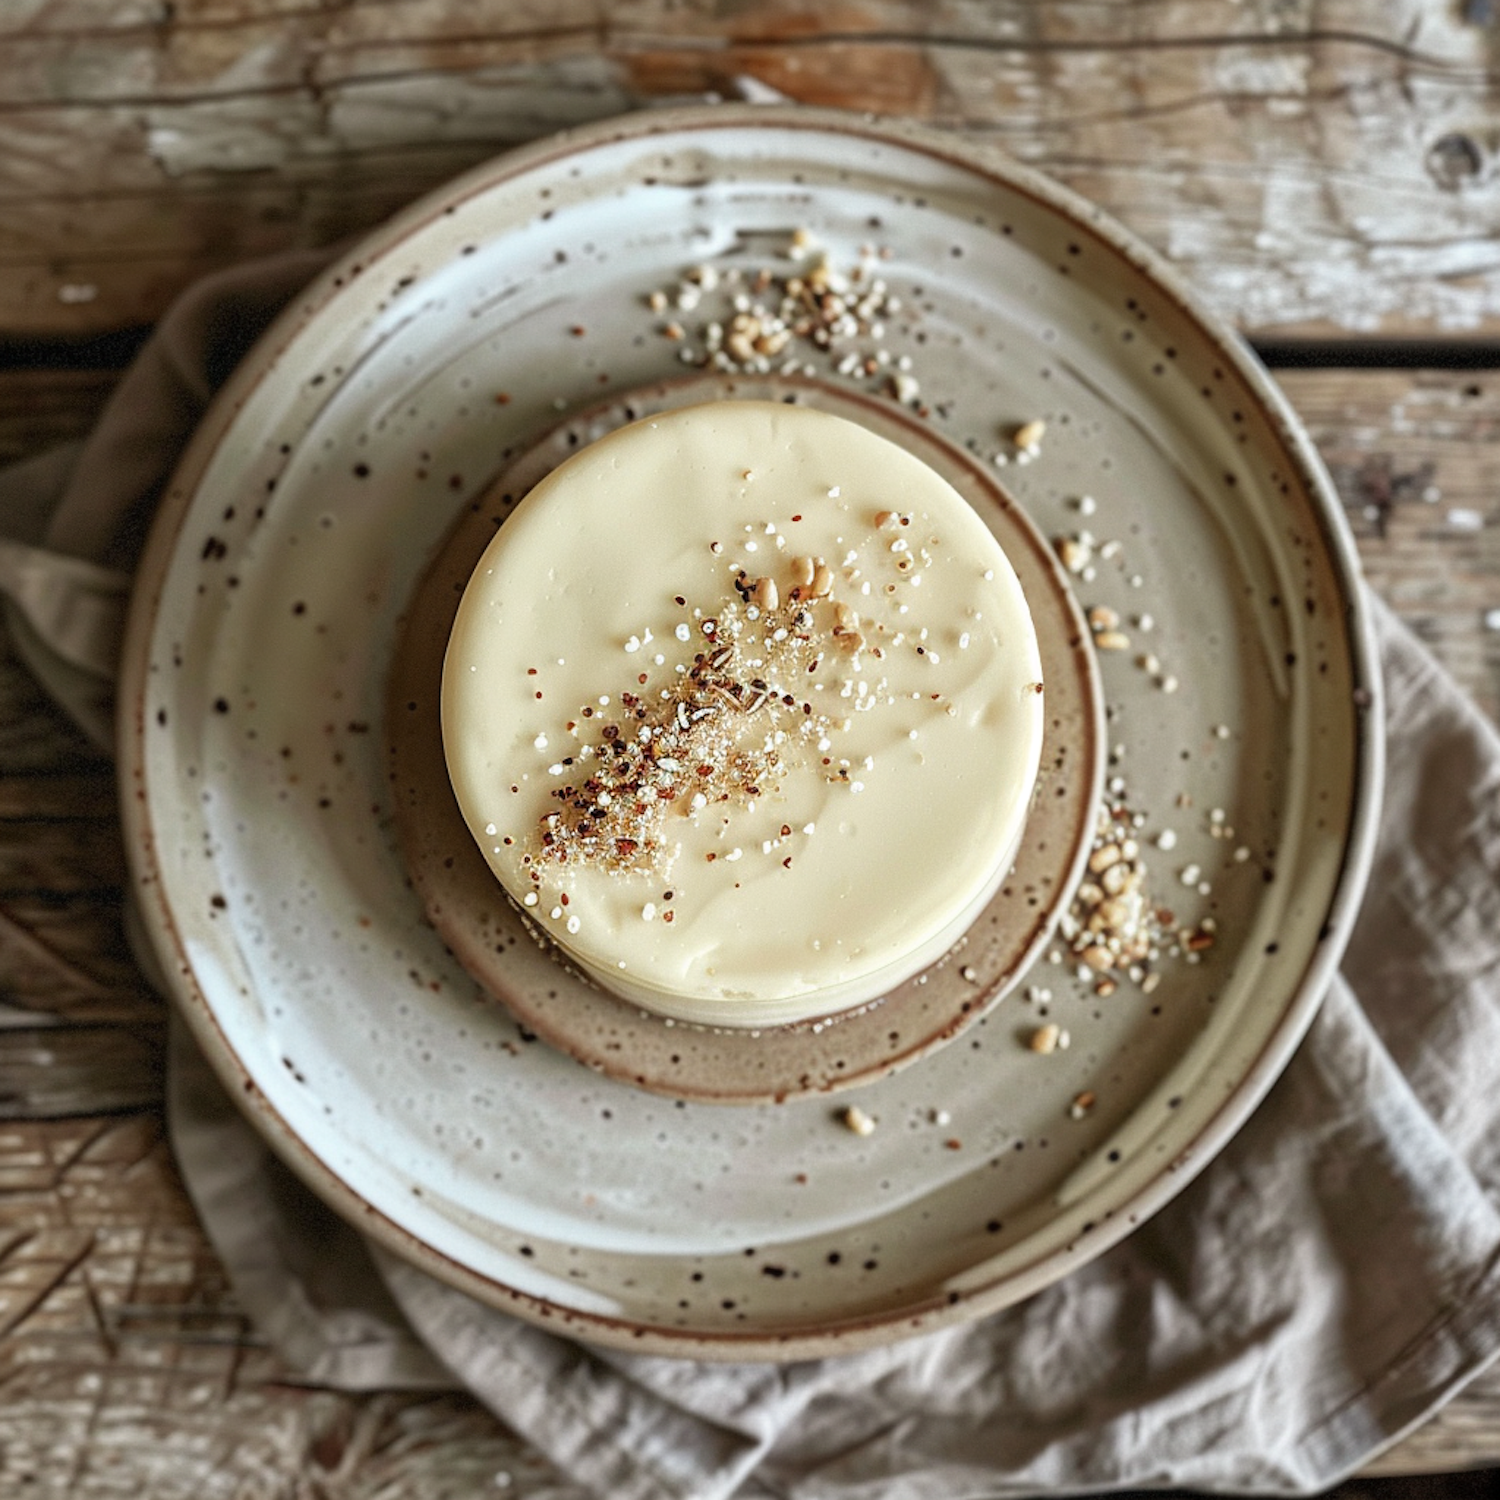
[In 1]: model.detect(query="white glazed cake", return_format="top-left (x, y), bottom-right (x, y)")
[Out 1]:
top-left (441, 401), bottom-right (1044, 1028)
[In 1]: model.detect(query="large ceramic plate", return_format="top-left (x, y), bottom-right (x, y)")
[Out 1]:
top-left (120, 105), bottom-right (1382, 1360)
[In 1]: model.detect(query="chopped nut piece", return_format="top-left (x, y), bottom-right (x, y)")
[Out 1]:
top-left (840, 1104), bottom-right (876, 1136)
top-left (1029, 1023), bottom-right (1062, 1054)
top-left (1093, 630), bottom-right (1131, 652)
top-left (752, 576), bottom-right (780, 611)
top-left (1014, 418), bottom-right (1047, 451)
top-left (1056, 536), bottom-right (1092, 574)
top-left (1087, 605), bottom-right (1120, 632)
top-left (890, 372), bottom-right (920, 404)
top-left (810, 562), bottom-right (834, 598)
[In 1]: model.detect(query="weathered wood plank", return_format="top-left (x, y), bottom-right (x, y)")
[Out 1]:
top-left (0, 0), bottom-right (1497, 338)
top-left (0, 630), bottom-right (106, 774)
top-left (0, 1116), bottom-right (564, 1500)
top-left (0, 371), bottom-right (118, 467)
top-left (0, 1025), bottom-right (163, 1117)
top-left (0, 1112), bottom-right (566, 1499)
top-left (1275, 366), bottom-right (1500, 725)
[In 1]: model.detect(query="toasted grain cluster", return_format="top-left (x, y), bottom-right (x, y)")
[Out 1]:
top-left (525, 556), bottom-right (885, 886)
top-left (647, 234), bottom-right (921, 406)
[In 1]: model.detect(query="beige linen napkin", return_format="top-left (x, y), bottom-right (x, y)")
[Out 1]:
top-left (6, 249), bottom-right (1500, 1500)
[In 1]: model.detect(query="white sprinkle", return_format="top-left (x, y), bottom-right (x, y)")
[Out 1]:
top-left (1210, 807), bottom-right (1225, 824)
top-left (522, 891), bottom-right (538, 907)
top-left (828, 485), bottom-right (841, 498)
top-left (1213, 723), bottom-right (1231, 739)
top-left (566, 915), bottom-right (581, 934)
top-left (674, 623), bottom-right (691, 642)
top-left (642, 903), bottom-right (656, 921)
top-left (1234, 845), bottom-right (1252, 862)
top-left (485, 822), bottom-right (497, 836)
top-left (931, 1108), bottom-right (952, 1126)
top-left (624, 635), bottom-right (641, 653)
top-left (1447, 507), bottom-right (1484, 531)
top-left (1179, 863), bottom-right (1201, 886)
top-left (803, 822), bottom-right (816, 835)
top-left (1484, 608), bottom-right (1500, 632)
top-left (726, 848), bottom-right (743, 862)
top-left (1156, 829), bottom-right (1178, 851)
top-left (1077, 495), bottom-right (1097, 516)
top-left (533, 733), bottom-right (549, 750)
top-left (1161, 675), bottom-right (1179, 693)
top-left (960, 965), bottom-right (978, 983)
top-left (547, 762), bottom-right (564, 776)
top-left (1136, 613), bottom-right (1154, 631)
top-left (549, 905), bottom-right (563, 920)
top-left (958, 632), bottom-right (970, 649)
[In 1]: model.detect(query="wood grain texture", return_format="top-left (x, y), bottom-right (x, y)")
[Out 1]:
top-left (0, 361), bottom-right (1498, 1480)
top-left (1278, 366), bottom-right (1500, 725)
top-left (0, 0), bottom-right (1498, 340)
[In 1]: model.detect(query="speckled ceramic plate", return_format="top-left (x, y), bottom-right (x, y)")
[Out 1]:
top-left (387, 373), bottom-right (1104, 1104)
top-left (119, 105), bottom-right (1382, 1360)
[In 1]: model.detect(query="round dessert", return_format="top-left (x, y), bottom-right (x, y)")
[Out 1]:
top-left (440, 400), bottom-right (1045, 1028)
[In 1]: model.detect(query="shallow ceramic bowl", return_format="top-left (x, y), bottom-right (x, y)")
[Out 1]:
top-left (119, 105), bottom-right (1382, 1360)
top-left (387, 373), bottom-right (1104, 1103)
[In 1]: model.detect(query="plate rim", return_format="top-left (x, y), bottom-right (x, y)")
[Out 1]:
top-left (117, 102), bottom-right (1385, 1361)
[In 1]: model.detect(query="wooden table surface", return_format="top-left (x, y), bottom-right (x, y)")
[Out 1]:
top-left (2, 3), bottom-right (1499, 1493)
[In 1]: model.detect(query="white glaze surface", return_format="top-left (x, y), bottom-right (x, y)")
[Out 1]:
top-left (442, 402), bottom-right (1043, 1025)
